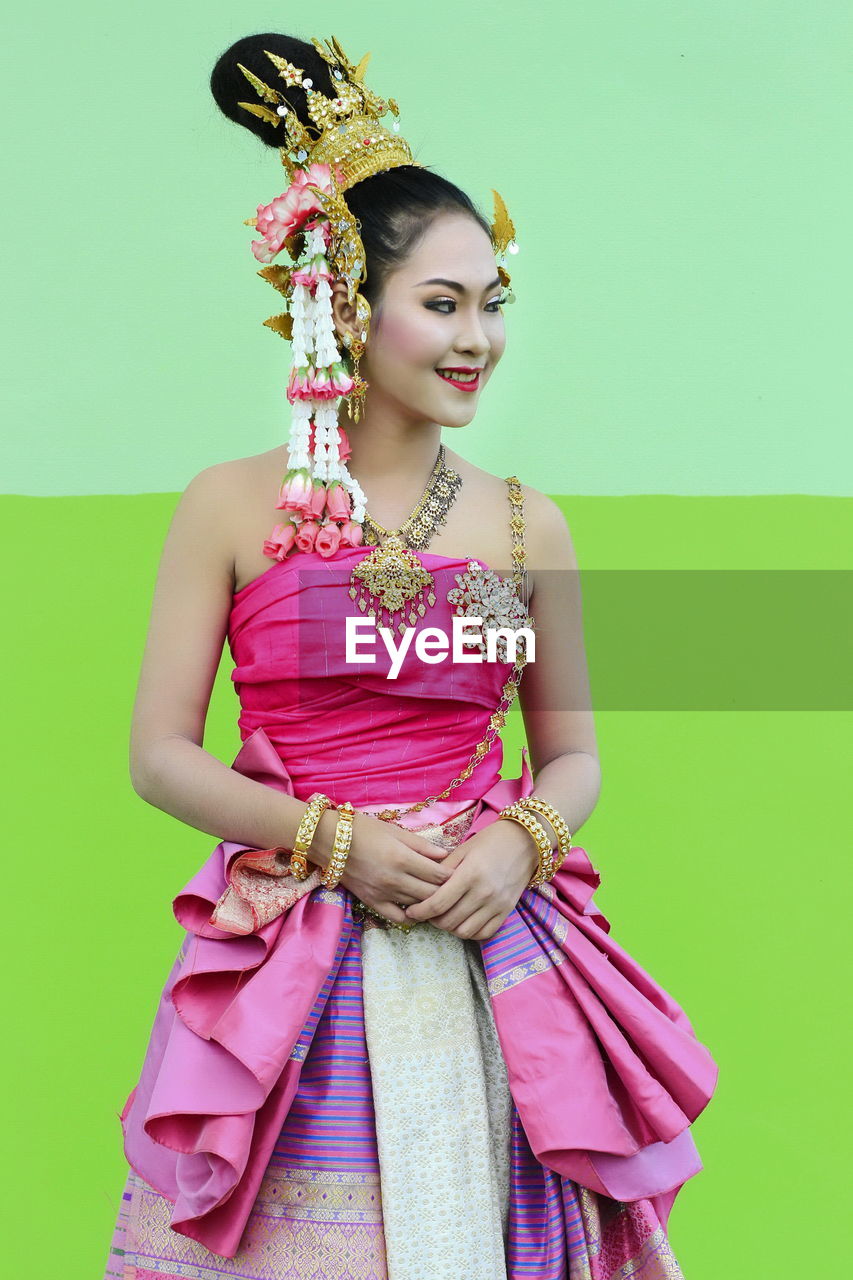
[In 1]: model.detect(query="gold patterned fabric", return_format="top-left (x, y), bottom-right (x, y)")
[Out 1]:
top-left (360, 924), bottom-right (513, 1279)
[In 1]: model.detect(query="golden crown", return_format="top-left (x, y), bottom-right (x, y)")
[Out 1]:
top-left (237, 35), bottom-right (418, 191)
top-left (238, 35), bottom-right (517, 346)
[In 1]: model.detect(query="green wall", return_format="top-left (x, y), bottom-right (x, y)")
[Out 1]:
top-left (4, 1), bottom-right (851, 1277)
top-left (4, 493), bottom-right (850, 1278)
top-left (3, 1), bottom-right (851, 495)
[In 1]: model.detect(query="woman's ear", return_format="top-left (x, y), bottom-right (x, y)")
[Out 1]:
top-left (330, 281), bottom-right (359, 347)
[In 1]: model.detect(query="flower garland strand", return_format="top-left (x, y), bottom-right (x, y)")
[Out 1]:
top-left (253, 164), bottom-right (367, 562)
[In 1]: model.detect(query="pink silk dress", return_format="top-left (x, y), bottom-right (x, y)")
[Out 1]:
top-left (101, 489), bottom-right (719, 1280)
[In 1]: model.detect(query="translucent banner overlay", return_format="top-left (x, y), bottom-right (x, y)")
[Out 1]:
top-left (573, 568), bottom-right (851, 711)
top-left (277, 566), bottom-right (852, 710)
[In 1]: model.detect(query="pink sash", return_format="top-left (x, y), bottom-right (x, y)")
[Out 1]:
top-left (118, 726), bottom-right (718, 1258)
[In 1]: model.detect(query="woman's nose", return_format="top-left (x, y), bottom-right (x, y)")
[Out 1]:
top-left (455, 317), bottom-right (490, 358)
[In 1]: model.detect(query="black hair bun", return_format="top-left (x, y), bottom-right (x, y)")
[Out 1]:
top-left (210, 33), bottom-right (335, 146)
top-left (209, 33), bottom-right (493, 305)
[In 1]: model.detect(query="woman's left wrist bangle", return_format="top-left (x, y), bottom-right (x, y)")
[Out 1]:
top-left (513, 796), bottom-right (573, 873)
top-left (498, 804), bottom-right (554, 886)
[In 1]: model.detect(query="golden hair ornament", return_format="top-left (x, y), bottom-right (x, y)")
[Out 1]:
top-left (235, 34), bottom-right (519, 562)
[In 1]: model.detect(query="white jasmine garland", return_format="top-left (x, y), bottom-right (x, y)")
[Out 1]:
top-left (290, 280), bottom-right (311, 365)
top-left (313, 277), bottom-right (339, 366)
top-left (287, 400), bottom-right (313, 471)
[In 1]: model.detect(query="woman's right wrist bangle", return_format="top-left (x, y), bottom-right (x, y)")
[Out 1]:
top-left (320, 801), bottom-right (355, 890)
top-left (290, 792), bottom-right (333, 880)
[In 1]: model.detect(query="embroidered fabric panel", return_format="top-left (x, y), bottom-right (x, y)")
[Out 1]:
top-left (120, 1169), bottom-right (387, 1279)
top-left (360, 924), bottom-right (513, 1280)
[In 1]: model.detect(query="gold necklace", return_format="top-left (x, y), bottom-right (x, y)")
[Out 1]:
top-left (373, 475), bottom-right (530, 823)
top-left (360, 444), bottom-right (462, 551)
top-left (348, 444), bottom-right (462, 635)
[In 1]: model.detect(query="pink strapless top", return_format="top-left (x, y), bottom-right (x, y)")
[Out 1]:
top-left (227, 544), bottom-right (529, 808)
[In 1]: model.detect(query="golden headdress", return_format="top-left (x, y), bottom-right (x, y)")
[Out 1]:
top-left (235, 34), bottom-right (518, 560)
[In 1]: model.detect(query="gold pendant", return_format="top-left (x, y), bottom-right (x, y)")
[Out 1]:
top-left (348, 534), bottom-right (435, 635)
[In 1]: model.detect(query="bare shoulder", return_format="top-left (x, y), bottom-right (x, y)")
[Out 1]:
top-left (178, 446), bottom-right (286, 573)
top-left (444, 448), bottom-right (577, 573)
top-left (196, 445), bottom-right (284, 496)
top-left (516, 483), bottom-right (579, 572)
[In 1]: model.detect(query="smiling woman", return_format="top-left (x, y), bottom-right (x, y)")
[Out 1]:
top-left (100, 26), bottom-right (718, 1280)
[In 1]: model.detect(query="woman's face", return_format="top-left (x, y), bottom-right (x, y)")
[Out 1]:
top-left (342, 211), bottom-right (507, 430)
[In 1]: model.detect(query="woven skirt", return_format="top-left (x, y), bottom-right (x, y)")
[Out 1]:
top-left (101, 801), bottom-right (685, 1280)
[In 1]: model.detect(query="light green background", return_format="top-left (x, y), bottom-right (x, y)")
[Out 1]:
top-left (2, 0), bottom-right (851, 493)
top-left (3, 3), bottom-right (851, 1279)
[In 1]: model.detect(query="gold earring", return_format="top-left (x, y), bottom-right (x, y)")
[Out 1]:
top-left (344, 330), bottom-right (369, 424)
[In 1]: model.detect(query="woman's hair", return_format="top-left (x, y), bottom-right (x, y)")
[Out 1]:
top-left (210, 33), bottom-right (492, 306)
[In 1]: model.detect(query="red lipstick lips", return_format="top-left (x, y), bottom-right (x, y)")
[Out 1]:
top-left (435, 367), bottom-right (482, 393)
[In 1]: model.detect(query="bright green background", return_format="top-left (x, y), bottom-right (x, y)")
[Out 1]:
top-left (5, 495), bottom-right (850, 1280)
top-left (3, 1), bottom-right (851, 1278)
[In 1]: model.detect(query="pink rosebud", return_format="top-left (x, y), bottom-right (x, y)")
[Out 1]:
top-left (295, 519), bottom-right (320, 552)
top-left (310, 365), bottom-right (334, 399)
top-left (338, 519), bottom-right (364, 548)
top-left (311, 252), bottom-right (333, 280)
top-left (329, 360), bottom-right (355, 396)
top-left (276, 468), bottom-right (312, 513)
top-left (292, 253), bottom-right (334, 289)
top-left (262, 521), bottom-right (297, 561)
top-left (325, 481), bottom-right (352, 522)
top-left (286, 363), bottom-right (315, 403)
top-left (308, 480), bottom-right (328, 518)
top-left (336, 425), bottom-right (352, 462)
top-left (315, 522), bottom-right (342, 559)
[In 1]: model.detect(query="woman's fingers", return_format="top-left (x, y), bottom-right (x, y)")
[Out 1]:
top-left (370, 899), bottom-right (411, 925)
top-left (391, 869), bottom-right (454, 904)
top-left (339, 815), bottom-right (461, 921)
top-left (400, 847), bottom-right (451, 886)
top-left (401, 832), bottom-right (451, 860)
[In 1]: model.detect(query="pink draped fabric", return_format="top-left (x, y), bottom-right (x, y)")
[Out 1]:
top-left (118, 724), bottom-right (718, 1260)
top-left (226, 547), bottom-right (518, 807)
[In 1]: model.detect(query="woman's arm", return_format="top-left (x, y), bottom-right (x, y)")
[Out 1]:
top-left (516, 489), bottom-right (602, 840)
top-left (127, 463), bottom-right (339, 863)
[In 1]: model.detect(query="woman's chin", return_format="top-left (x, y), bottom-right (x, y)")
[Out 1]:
top-left (430, 396), bottom-right (480, 428)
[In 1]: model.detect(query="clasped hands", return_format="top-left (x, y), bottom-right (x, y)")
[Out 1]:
top-left (314, 807), bottom-right (539, 942)
top-left (403, 820), bottom-right (540, 940)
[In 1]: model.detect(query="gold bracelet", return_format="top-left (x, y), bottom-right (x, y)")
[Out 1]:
top-left (290, 792), bottom-right (332, 880)
top-left (498, 803), bottom-right (554, 886)
top-left (321, 801), bottom-right (355, 890)
top-left (514, 796), bottom-right (573, 873)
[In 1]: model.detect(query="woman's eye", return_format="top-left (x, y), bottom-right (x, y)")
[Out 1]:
top-left (425, 298), bottom-right (503, 314)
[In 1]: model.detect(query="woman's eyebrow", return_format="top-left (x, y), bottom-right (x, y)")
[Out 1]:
top-left (414, 276), bottom-right (502, 292)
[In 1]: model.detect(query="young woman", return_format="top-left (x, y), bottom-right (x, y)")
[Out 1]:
top-left (101, 31), bottom-right (718, 1280)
